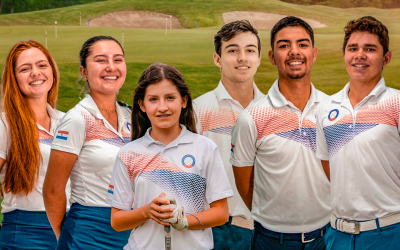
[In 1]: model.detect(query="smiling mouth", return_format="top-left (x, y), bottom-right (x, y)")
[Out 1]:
top-left (236, 66), bottom-right (250, 70)
top-left (102, 76), bottom-right (119, 80)
top-left (287, 61), bottom-right (304, 66)
top-left (29, 80), bottom-right (45, 85)
top-left (157, 114), bottom-right (171, 118)
top-left (353, 64), bottom-right (369, 68)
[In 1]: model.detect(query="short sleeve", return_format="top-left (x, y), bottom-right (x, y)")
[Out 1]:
top-left (316, 103), bottom-right (330, 161)
top-left (0, 118), bottom-right (10, 160)
top-left (205, 145), bottom-right (233, 204)
top-left (230, 110), bottom-right (257, 167)
top-left (105, 155), bottom-right (134, 210)
top-left (51, 109), bottom-right (86, 155)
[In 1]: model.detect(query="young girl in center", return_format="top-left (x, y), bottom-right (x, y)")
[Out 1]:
top-left (106, 62), bottom-right (233, 250)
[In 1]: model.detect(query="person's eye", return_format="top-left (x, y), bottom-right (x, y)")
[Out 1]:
top-left (39, 64), bottom-right (48, 68)
top-left (366, 48), bottom-right (375, 52)
top-left (96, 59), bottom-right (106, 62)
top-left (20, 68), bottom-right (28, 72)
top-left (228, 49), bottom-right (236, 53)
top-left (279, 44), bottom-right (288, 49)
top-left (149, 97), bottom-right (157, 102)
top-left (348, 48), bottom-right (357, 52)
top-left (115, 58), bottom-right (124, 62)
top-left (299, 43), bottom-right (308, 48)
top-left (167, 96), bottom-right (176, 100)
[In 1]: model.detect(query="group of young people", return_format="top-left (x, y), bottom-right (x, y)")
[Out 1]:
top-left (0, 14), bottom-right (398, 250)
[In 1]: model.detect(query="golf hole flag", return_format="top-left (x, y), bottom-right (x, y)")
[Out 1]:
top-left (56, 130), bottom-right (69, 140)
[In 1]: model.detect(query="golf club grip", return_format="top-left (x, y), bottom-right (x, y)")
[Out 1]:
top-left (164, 225), bottom-right (171, 250)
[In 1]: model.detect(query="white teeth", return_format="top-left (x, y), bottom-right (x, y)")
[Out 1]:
top-left (237, 67), bottom-right (249, 69)
top-left (289, 62), bottom-right (303, 65)
top-left (103, 76), bottom-right (118, 80)
top-left (354, 65), bottom-right (367, 68)
top-left (30, 80), bottom-right (44, 85)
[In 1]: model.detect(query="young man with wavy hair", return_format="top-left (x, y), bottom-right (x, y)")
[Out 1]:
top-left (316, 16), bottom-right (400, 250)
top-left (193, 20), bottom-right (264, 249)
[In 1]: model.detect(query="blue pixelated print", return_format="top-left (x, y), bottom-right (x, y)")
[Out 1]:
top-left (100, 137), bottom-right (131, 148)
top-left (140, 170), bottom-right (206, 213)
top-left (275, 127), bottom-right (317, 152)
top-left (324, 123), bottom-right (378, 156)
top-left (209, 126), bottom-right (233, 136)
top-left (39, 138), bottom-right (53, 146)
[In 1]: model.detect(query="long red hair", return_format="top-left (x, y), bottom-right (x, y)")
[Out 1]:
top-left (0, 40), bottom-right (59, 195)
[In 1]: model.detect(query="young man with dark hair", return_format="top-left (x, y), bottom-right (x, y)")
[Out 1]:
top-left (231, 16), bottom-right (331, 249)
top-left (193, 20), bottom-right (264, 249)
top-left (316, 16), bottom-right (400, 250)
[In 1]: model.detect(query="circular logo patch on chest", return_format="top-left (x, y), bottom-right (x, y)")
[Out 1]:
top-left (182, 154), bottom-right (196, 168)
top-left (328, 109), bottom-right (339, 121)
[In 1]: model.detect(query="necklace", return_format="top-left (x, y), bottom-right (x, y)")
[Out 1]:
top-left (99, 108), bottom-right (116, 114)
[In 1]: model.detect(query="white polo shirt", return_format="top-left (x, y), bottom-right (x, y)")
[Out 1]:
top-left (106, 125), bottom-right (233, 250)
top-left (193, 81), bottom-right (264, 227)
top-left (0, 104), bottom-right (70, 213)
top-left (52, 95), bottom-right (131, 207)
top-left (230, 80), bottom-right (331, 233)
top-left (316, 77), bottom-right (400, 221)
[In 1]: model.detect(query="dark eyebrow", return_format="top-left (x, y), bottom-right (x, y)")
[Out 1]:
top-left (276, 39), bottom-right (290, 44)
top-left (297, 38), bottom-right (311, 43)
top-left (17, 60), bottom-right (48, 70)
top-left (347, 43), bottom-right (358, 47)
top-left (224, 44), bottom-right (239, 50)
top-left (364, 44), bottom-right (378, 48)
top-left (93, 54), bottom-right (124, 59)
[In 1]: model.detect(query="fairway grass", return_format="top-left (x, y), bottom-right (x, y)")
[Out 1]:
top-left (0, 25), bottom-right (399, 112)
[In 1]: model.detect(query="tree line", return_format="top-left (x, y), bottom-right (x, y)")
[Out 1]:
top-left (0, 0), bottom-right (105, 14)
top-left (281, 0), bottom-right (400, 8)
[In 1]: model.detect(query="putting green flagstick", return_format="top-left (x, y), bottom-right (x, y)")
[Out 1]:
top-left (164, 225), bottom-right (171, 250)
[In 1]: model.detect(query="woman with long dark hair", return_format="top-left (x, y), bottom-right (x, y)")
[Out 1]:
top-left (43, 36), bottom-right (131, 249)
top-left (0, 40), bottom-right (69, 250)
top-left (106, 62), bottom-right (233, 250)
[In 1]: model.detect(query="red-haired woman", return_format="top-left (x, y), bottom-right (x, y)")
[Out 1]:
top-left (0, 41), bottom-right (69, 250)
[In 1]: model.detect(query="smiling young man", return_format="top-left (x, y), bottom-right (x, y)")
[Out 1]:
top-left (193, 20), bottom-right (264, 249)
top-left (316, 16), bottom-right (400, 250)
top-left (230, 17), bottom-right (331, 250)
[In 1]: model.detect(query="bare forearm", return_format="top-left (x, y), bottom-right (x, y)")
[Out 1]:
top-left (233, 166), bottom-right (254, 211)
top-left (187, 198), bottom-right (229, 230)
top-left (111, 205), bottom-right (150, 232)
top-left (43, 190), bottom-right (67, 238)
top-left (321, 160), bottom-right (330, 181)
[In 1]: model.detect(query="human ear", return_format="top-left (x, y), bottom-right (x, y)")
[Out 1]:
top-left (268, 50), bottom-right (276, 66)
top-left (138, 99), bottom-right (146, 113)
top-left (213, 53), bottom-right (222, 68)
top-left (79, 66), bottom-right (87, 80)
top-left (181, 96), bottom-right (188, 109)
top-left (312, 47), bottom-right (318, 63)
top-left (382, 51), bottom-right (392, 67)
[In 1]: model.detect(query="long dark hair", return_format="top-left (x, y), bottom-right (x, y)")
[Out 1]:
top-left (131, 62), bottom-right (197, 140)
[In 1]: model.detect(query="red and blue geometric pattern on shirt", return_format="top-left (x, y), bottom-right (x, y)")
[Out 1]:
top-left (38, 130), bottom-right (53, 146)
top-left (323, 94), bottom-right (400, 157)
top-left (118, 150), bottom-right (206, 213)
top-left (248, 106), bottom-right (317, 152)
top-left (195, 106), bottom-right (241, 135)
top-left (80, 110), bottom-right (131, 147)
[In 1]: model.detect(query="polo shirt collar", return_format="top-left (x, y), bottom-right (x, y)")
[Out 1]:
top-left (214, 80), bottom-right (263, 104)
top-left (142, 124), bottom-right (195, 148)
top-left (331, 77), bottom-right (387, 103)
top-left (79, 94), bottom-right (128, 134)
top-left (37, 103), bottom-right (63, 135)
top-left (268, 79), bottom-right (322, 108)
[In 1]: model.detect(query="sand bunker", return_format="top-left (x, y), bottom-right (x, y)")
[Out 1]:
top-left (223, 11), bottom-right (326, 29)
top-left (88, 11), bottom-right (184, 29)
